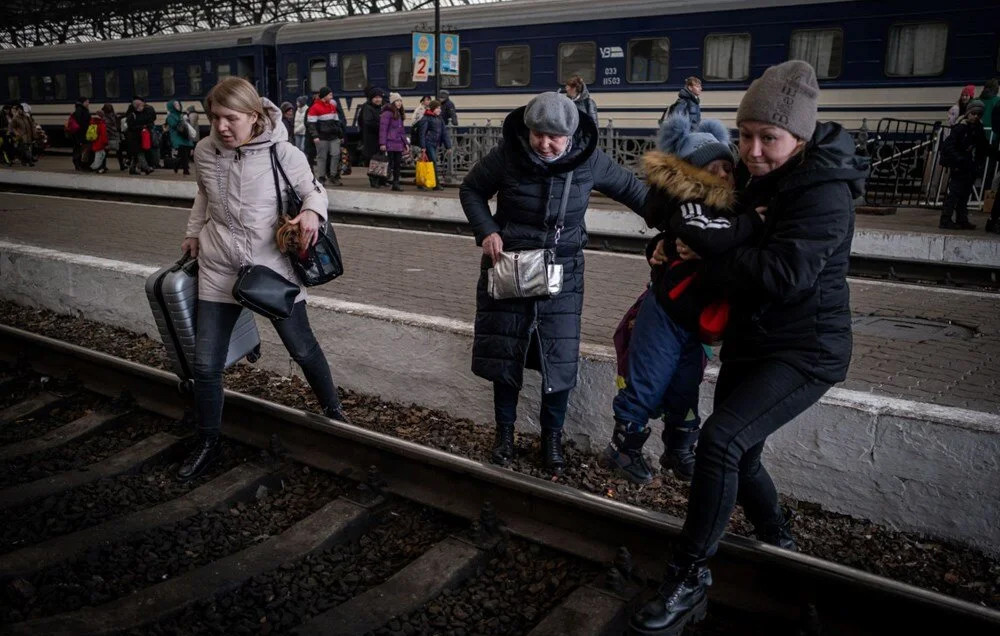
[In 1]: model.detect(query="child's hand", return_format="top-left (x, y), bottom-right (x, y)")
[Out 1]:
top-left (675, 238), bottom-right (700, 261)
top-left (648, 239), bottom-right (668, 266)
top-left (755, 206), bottom-right (767, 222)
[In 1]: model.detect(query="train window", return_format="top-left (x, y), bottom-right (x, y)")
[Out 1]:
top-left (790, 29), bottom-right (843, 79)
top-left (54, 74), bottom-right (67, 100)
top-left (703, 33), bottom-right (751, 81)
top-left (7, 76), bottom-right (19, 101)
top-left (217, 64), bottom-right (231, 81)
top-left (496, 45), bottom-right (531, 87)
top-left (885, 22), bottom-right (948, 77)
top-left (78, 72), bottom-right (93, 99)
top-left (133, 68), bottom-right (149, 97)
top-left (286, 62), bottom-right (299, 93)
top-left (105, 70), bottom-right (119, 99)
top-left (342, 54), bottom-right (368, 92)
top-left (309, 58), bottom-right (327, 93)
top-left (188, 65), bottom-right (203, 95)
top-left (558, 42), bottom-right (596, 84)
top-left (627, 38), bottom-right (670, 83)
top-left (30, 76), bottom-right (42, 101)
top-left (388, 51), bottom-right (416, 90)
top-left (441, 48), bottom-right (472, 88)
top-left (162, 67), bottom-right (175, 97)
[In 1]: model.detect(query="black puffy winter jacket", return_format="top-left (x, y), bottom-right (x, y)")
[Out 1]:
top-left (707, 122), bottom-right (869, 383)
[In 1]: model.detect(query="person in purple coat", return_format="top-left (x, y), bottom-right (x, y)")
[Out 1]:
top-left (379, 92), bottom-right (409, 191)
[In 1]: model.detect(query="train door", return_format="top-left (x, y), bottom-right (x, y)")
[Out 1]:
top-left (262, 47), bottom-right (277, 101)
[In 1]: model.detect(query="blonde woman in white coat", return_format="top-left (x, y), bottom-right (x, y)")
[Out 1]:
top-left (178, 77), bottom-right (346, 480)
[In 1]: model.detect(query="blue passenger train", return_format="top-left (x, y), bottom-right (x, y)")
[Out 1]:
top-left (2, 0), bottom-right (996, 145)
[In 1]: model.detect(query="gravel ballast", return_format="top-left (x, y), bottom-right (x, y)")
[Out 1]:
top-left (1, 301), bottom-right (997, 609)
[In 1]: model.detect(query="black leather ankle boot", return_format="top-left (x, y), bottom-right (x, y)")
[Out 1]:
top-left (540, 428), bottom-right (565, 475)
top-left (323, 404), bottom-right (350, 424)
top-left (177, 435), bottom-right (222, 481)
top-left (629, 560), bottom-right (712, 635)
top-left (753, 506), bottom-right (798, 551)
top-left (491, 422), bottom-right (515, 466)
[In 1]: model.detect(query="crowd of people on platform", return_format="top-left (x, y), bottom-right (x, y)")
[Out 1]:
top-left (0, 101), bottom-right (46, 166)
top-left (942, 78), bottom-right (1000, 234)
top-left (167, 60), bottom-right (873, 636)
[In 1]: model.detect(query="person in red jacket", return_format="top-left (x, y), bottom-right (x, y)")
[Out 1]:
top-left (88, 113), bottom-right (108, 173)
top-left (305, 87), bottom-right (345, 186)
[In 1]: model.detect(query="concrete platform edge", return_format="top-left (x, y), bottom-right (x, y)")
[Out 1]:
top-left (1, 240), bottom-right (997, 555)
top-left (2, 170), bottom-right (997, 267)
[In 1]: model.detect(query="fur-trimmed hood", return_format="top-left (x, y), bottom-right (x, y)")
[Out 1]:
top-left (642, 150), bottom-right (735, 210)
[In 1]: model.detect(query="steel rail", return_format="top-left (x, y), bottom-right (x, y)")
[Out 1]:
top-left (1, 323), bottom-right (997, 634)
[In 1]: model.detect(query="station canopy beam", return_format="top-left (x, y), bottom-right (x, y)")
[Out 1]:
top-left (1, 0), bottom-right (495, 48)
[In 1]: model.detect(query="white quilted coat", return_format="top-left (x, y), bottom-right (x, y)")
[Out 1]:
top-left (185, 98), bottom-right (328, 305)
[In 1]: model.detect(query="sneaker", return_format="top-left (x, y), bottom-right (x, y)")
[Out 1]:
top-left (938, 219), bottom-right (957, 229)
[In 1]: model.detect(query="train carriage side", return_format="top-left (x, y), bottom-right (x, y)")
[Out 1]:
top-left (0, 24), bottom-right (281, 147)
top-left (275, 0), bottom-right (999, 135)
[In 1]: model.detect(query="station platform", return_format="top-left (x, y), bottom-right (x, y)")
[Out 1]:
top-left (2, 182), bottom-right (999, 554)
top-left (0, 191), bottom-right (996, 414)
top-left (2, 156), bottom-right (998, 268)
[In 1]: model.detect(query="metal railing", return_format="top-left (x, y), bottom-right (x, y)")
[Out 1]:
top-left (862, 118), bottom-right (996, 209)
top-left (432, 120), bottom-right (657, 183)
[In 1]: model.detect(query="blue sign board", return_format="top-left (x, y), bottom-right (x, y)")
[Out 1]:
top-left (439, 33), bottom-right (460, 76)
top-left (412, 32), bottom-right (435, 77)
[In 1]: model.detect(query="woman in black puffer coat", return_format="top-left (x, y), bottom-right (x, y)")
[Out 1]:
top-left (460, 92), bottom-right (647, 475)
top-left (630, 61), bottom-right (870, 636)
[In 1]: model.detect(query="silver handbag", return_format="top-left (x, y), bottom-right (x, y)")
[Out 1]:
top-left (488, 249), bottom-right (563, 299)
top-left (487, 171), bottom-right (573, 300)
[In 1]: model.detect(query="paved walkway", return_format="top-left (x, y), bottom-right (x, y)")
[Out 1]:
top-left (8, 156), bottom-right (999, 233)
top-left (1, 192), bottom-right (997, 414)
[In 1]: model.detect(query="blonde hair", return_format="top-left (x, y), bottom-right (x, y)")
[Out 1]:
top-left (205, 76), bottom-right (267, 139)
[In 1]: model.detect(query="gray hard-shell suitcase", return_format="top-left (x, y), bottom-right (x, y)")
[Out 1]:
top-left (145, 254), bottom-right (261, 391)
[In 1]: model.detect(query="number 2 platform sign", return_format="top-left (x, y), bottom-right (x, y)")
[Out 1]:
top-left (412, 32), bottom-right (435, 82)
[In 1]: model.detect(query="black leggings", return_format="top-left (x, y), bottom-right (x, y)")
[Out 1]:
top-left (388, 150), bottom-right (402, 187)
top-left (678, 358), bottom-right (830, 560)
top-left (193, 300), bottom-right (342, 435)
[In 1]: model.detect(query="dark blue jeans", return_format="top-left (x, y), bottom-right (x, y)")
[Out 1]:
top-left (493, 382), bottom-right (571, 431)
top-left (678, 358), bottom-right (830, 561)
top-left (612, 292), bottom-right (704, 433)
top-left (193, 300), bottom-right (341, 435)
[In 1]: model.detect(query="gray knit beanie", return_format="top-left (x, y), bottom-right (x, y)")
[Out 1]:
top-left (736, 60), bottom-right (819, 140)
top-left (966, 99), bottom-right (985, 115)
top-left (524, 91), bottom-right (579, 136)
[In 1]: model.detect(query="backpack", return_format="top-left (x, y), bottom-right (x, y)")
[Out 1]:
top-left (85, 122), bottom-right (98, 142)
top-left (65, 115), bottom-right (80, 135)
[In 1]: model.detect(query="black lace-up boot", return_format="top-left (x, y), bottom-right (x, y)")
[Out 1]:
top-left (491, 422), bottom-right (515, 466)
top-left (629, 559), bottom-right (712, 635)
top-left (177, 435), bottom-right (221, 481)
top-left (540, 428), bottom-right (565, 475)
top-left (599, 420), bottom-right (654, 485)
top-left (750, 505), bottom-right (798, 551)
top-left (323, 404), bottom-right (350, 424)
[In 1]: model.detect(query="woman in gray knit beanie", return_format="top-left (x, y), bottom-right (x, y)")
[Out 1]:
top-left (630, 60), bottom-right (871, 635)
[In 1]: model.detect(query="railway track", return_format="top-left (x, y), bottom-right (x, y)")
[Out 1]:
top-left (1, 324), bottom-right (998, 635)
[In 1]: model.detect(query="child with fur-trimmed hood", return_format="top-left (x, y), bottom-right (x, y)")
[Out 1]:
top-left (600, 115), bottom-right (762, 486)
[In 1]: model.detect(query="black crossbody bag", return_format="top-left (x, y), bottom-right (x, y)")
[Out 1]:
top-left (270, 145), bottom-right (344, 287)
top-left (217, 148), bottom-right (300, 321)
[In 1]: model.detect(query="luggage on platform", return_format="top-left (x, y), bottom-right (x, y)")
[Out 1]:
top-left (145, 254), bottom-right (261, 391)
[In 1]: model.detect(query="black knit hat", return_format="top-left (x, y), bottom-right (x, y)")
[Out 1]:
top-left (318, 87), bottom-right (332, 99)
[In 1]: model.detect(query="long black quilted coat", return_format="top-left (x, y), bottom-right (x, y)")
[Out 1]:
top-left (460, 107), bottom-right (647, 393)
